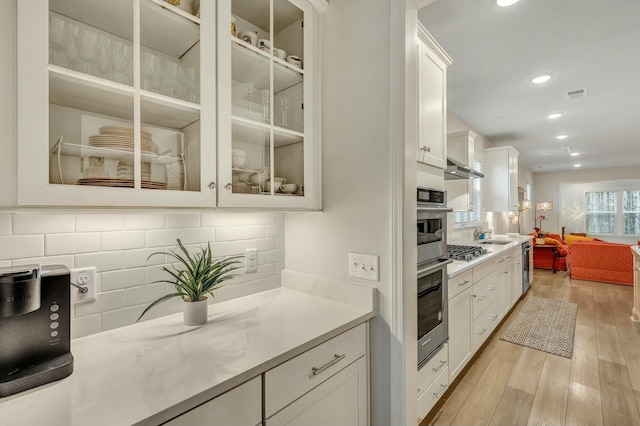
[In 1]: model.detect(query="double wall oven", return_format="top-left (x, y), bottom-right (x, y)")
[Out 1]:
top-left (417, 187), bottom-right (453, 368)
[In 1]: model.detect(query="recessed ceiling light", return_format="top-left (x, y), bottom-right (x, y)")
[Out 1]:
top-left (496, 0), bottom-right (520, 6)
top-left (556, 134), bottom-right (569, 140)
top-left (547, 113), bottom-right (562, 119)
top-left (570, 152), bottom-right (580, 156)
top-left (532, 74), bottom-right (552, 84)
top-left (574, 164), bottom-right (582, 167)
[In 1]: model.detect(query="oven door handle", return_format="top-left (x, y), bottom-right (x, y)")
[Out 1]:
top-left (417, 259), bottom-right (453, 277)
top-left (417, 207), bottom-right (453, 213)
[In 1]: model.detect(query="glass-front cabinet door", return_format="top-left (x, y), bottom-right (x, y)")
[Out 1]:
top-left (217, 0), bottom-right (320, 209)
top-left (16, 0), bottom-right (215, 207)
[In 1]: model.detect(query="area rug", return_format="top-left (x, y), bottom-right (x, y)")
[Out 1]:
top-left (500, 296), bottom-right (578, 358)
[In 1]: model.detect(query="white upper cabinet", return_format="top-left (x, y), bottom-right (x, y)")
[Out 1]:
top-left (445, 131), bottom-right (481, 212)
top-left (417, 24), bottom-right (452, 169)
top-left (17, 0), bottom-right (216, 207)
top-left (217, 0), bottom-right (321, 209)
top-left (483, 145), bottom-right (519, 212)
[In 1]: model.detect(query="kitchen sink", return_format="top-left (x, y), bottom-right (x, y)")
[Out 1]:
top-left (478, 240), bottom-right (512, 245)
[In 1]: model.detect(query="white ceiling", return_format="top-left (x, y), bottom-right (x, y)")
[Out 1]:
top-left (418, 0), bottom-right (640, 173)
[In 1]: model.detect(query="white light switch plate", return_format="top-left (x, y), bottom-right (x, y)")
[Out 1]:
top-left (245, 248), bottom-right (258, 273)
top-left (349, 252), bottom-right (379, 281)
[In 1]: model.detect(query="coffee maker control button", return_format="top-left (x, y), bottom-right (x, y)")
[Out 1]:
top-left (50, 322), bottom-right (60, 330)
top-left (51, 331), bottom-right (59, 338)
top-left (50, 313), bottom-right (60, 321)
top-left (50, 304), bottom-right (60, 312)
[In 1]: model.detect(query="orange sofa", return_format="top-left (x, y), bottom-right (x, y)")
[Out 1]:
top-left (532, 233), bottom-right (570, 272)
top-left (569, 240), bottom-right (634, 285)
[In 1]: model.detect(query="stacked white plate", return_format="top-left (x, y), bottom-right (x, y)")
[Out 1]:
top-left (89, 126), bottom-right (159, 154)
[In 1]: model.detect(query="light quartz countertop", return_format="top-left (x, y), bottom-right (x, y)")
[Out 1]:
top-left (632, 245), bottom-right (640, 257)
top-left (447, 234), bottom-right (533, 278)
top-left (0, 273), bottom-right (375, 426)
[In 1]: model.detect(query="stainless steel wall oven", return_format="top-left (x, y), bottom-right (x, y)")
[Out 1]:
top-left (417, 187), bottom-right (452, 368)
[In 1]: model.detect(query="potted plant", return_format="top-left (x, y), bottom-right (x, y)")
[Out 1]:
top-left (137, 239), bottom-right (244, 326)
top-left (534, 215), bottom-right (547, 244)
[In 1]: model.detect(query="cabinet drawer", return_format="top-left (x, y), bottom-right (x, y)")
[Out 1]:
top-left (417, 367), bottom-right (449, 424)
top-left (164, 376), bottom-right (261, 426)
top-left (417, 343), bottom-right (448, 397)
top-left (473, 253), bottom-right (511, 282)
top-left (471, 275), bottom-right (499, 319)
top-left (448, 270), bottom-right (472, 300)
top-left (264, 323), bottom-right (367, 418)
top-left (473, 301), bottom-right (497, 350)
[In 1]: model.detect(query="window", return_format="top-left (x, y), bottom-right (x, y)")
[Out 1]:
top-left (454, 158), bottom-right (482, 227)
top-left (585, 189), bottom-right (640, 236)
top-left (586, 191), bottom-right (616, 234)
top-left (623, 190), bottom-right (640, 235)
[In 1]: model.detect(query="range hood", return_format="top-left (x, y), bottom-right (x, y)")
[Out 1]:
top-left (444, 157), bottom-right (484, 180)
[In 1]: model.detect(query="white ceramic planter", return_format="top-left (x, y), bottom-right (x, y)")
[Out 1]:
top-left (183, 297), bottom-right (208, 326)
top-left (536, 238), bottom-right (546, 245)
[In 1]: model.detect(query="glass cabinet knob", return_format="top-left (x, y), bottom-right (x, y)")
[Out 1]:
top-left (207, 182), bottom-right (216, 192)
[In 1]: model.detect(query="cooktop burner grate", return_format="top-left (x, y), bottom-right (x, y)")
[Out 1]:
top-left (446, 244), bottom-right (489, 261)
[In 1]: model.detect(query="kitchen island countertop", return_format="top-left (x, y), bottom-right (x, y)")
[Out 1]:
top-left (0, 274), bottom-right (375, 426)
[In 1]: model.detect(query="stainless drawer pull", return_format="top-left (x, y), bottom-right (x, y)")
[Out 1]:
top-left (433, 384), bottom-right (447, 399)
top-left (478, 328), bottom-right (488, 335)
top-left (488, 286), bottom-right (497, 291)
top-left (489, 314), bottom-right (499, 321)
top-left (473, 294), bottom-right (487, 301)
top-left (458, 280), bottom-right (470, 286)
top-left (432, 359), bottom-right (446, 373)
top-left (312, 353), bottom-right (346, 376)
top-left (497, 259), bottom-right (505, 263)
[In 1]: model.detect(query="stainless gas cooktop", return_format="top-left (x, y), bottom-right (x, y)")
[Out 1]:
top-left (446, 244), bottom-right (488, 261)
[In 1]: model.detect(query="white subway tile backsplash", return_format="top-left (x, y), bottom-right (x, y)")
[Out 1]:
top-left (75, 251), bottom-right (124, 272)
top-left (1, 212), bottom-right (282, 337)
top-left (101, 231), bottom-right (146, 251)
top-left (180, 228), bottom-right (216, 245)
top-left (216, 226), bottom-right (244, 241)
top-left (13, 214), bottom-right (74, 235)
top-left (71, 314), bottom-right (101, 339)
top-left (46, 233), bottom-right (100, 256)
top-left (13, 255), bottom-right (74, 269)
top-left (266, 224), bottom-right (285, 238)
top-left (123, 248), bottom-right (165, 269)
top-left (75, 290), bottom-right (124, 317)
top-left (229, 214), bottom-right (255, 226)
top-left (76, 214), bottom-right (125, 232)
top-left (0, 235), bottom-right (45, 260)
top-left (229, 239), bottom-right (256, 255)
top-left (0, 214), bottom-right (10, 236)
top-left (254, 214), bottom-right (277, 225)
top-left (123, 283), bottom-right (167, 307)
top-left (255, 238), bottom-right (276, 251)
top-left (201, 213), bottom-right (229, 227)
top-left (166, 213), bottom-right (200, 229)
top-left (124, 213), bottom-right (166, 230)
top-left (146, 229), bottom-right (183, 248)
top-left (242, 225), bottom-right (266, 239)
top-left (266, 249), bottom-right (285, 264)
top-left (101, 268), bottom-right (146, 291)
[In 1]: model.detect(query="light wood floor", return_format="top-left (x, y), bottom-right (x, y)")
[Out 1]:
top-left (425, 269), bottom-right (640, 426)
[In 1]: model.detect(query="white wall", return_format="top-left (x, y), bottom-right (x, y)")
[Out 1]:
top-left (285, 1), bottom-right (406, 424)
top-left (534, 166), bottom-right (640, 235)
top-left (0, 1), bottom-right (283, 338)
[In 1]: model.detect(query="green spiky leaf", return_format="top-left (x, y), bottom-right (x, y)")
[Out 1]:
top-left (137, 239), bottom-right (244, 321)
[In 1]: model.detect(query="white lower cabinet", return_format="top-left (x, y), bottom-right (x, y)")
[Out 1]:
top-left (264, 323), bottom-right (368, 425)
top-left (510, 250), bottom-right (523, 306)
top-left (447, 287), bottom-right (473, 382)
top-left (417, 367), bottom-right (449, 425)
top-left (164, 376), bottom-right (262, 426)
top-left (265, 356), bottom-right (368, 426)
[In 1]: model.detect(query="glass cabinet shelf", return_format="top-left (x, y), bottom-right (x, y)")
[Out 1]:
top-left (53, 141), bottom-right (180, 165)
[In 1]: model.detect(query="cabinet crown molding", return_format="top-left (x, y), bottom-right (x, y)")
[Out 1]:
top-left (307, 0), bottom-right (329, 14)
top-left (484, 145), bottom-right (520, 156)
top-left (417, 22), bottom-right (453, 66)
top-left (448, 130), bottom-right (478, 139)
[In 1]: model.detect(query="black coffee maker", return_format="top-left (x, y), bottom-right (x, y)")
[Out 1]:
top-left (0, 265), bottom-right (74, 397)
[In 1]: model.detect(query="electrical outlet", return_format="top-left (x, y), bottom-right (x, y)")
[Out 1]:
top-left (70, 267), bottom-right (96, 303)
top-left (348, 252), bottom-right (379, 281)
top-left (245, 248), bottom-right (258, 274)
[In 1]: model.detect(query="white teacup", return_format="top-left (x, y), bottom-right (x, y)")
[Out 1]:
top-left (258, 39), bottom-right (271, 52)
top-left (280, 183), bottom-right (298, 194)
top-left (274, 48), bottom-right (286, 59)
top-left (285, 55), bottom-right (302, 68)
top-left (238, 31), bottom-right (258, 46)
